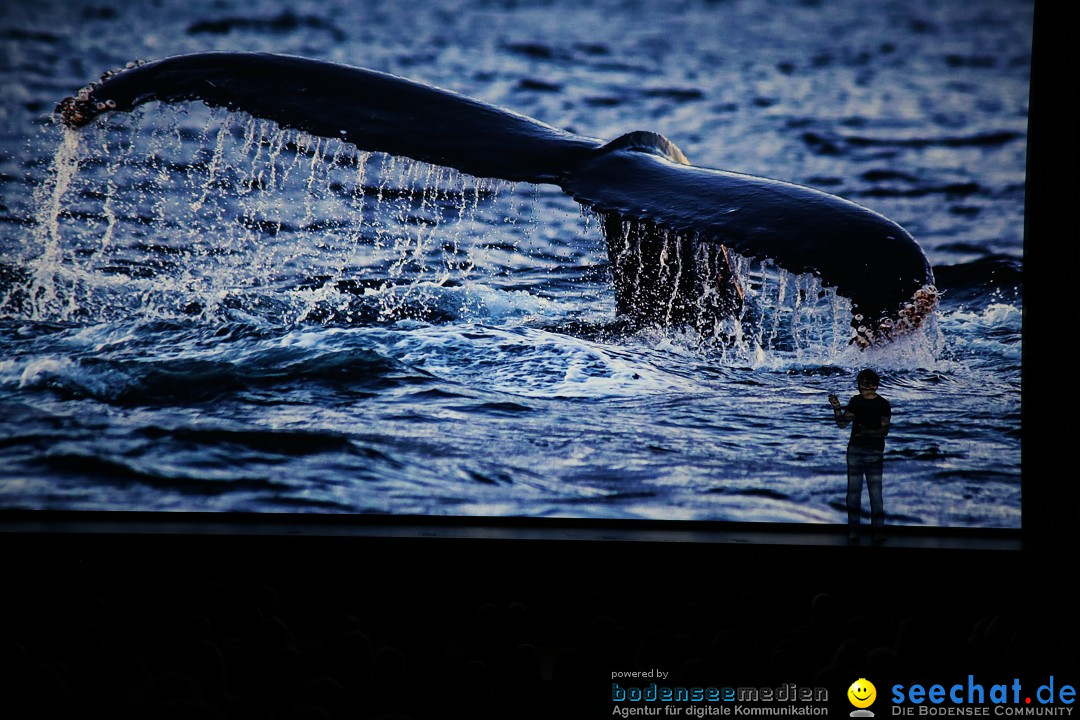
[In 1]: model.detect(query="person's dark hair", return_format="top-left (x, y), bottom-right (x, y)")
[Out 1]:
top-left (856, 369), bottom-right (880, 387)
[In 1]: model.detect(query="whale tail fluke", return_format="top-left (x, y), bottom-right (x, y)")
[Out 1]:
top-left (56, 52), bottom-right (600, 185)
top-left (56, 52), bottom-right (935, 344)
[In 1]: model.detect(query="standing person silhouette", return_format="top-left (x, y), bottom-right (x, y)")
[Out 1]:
top-left (829, 369), bottom-right (891, 544)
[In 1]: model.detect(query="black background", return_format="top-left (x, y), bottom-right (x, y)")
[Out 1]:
top-left (1, 2), bottom-right (1075, 718)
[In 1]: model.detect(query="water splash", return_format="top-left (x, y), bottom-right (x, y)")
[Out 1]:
top-left (597, 214), bottom-right (916, 364)
top-left (6, 101), bottom-right (947, 371)
top-left (6, 105), bottom-right (536, 326)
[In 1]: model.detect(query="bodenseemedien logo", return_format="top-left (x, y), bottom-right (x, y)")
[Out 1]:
top-left (849, 678), bottom-right (878, 717)
top-left (609, 673), bottom-right (830, 716)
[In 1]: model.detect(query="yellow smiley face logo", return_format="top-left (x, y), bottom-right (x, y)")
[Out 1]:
top-left (848, 679), bottom-right (877, 708)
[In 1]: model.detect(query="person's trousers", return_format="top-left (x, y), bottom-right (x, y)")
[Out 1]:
top-left (847, 444), bottom-right (884, 529)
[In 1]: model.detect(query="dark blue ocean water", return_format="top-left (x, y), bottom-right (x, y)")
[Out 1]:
top-left (0, 0), bottom-right (1028, 525)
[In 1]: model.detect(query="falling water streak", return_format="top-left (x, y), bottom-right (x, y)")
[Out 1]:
top-left (278, 130), bottom-right (306, 190)
top-left (709, 254), bottom-right (856, 361)
top-left (428, 166), bottom-right (452, 285)
top-left (265, 126), bottom-right (286, 188)
top-left (455, 173), bottom-right (476, 277)
top-left (301, 135), bottom-right (322, 229)
top-left (663, 231), bottom-right (683, 326)
top-left (832, 289), bottom-right (849, 357)
top-left (519, 184), bottom-right (541, 259)
top-left (383, 159), bottom-right (419, 316)
top-left (240, 119), bottom-right (266, 195)
top-left (324, 141), bottom-right (347, 218)
top-left (801, 275), bottom-right (822, 355)
top-left (23, 126), bottom-right (83, 320)
top-left (95, 126), bottom-right (137, 257)
top-left (191, 117), bottom-right (231, 212)
top-left (383, 159), bottom-right (455, 318)
top-left (348, 150), bottom-right (370, 255)
top-left (380, 160), bottom-right (412, 317)
top-left (241, 128), bottom-right (283, 297)
top-left (149, 114), bottom-right (178, 232)
top-left (441, 172), bottom-right (478, 287)
top-left (692, 239), bottom-right (722, 335)
top-left (609, 218), bottom-right (635, 295)
top-left (371, 153), bottom-right (395, 260)
top-left (394, 158), bottom-right (423, 273)
top-left (412, 163), bottom-right (441, 318)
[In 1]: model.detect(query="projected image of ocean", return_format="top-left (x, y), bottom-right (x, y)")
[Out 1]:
top-left (0, 0), bottom-right (1028, 526)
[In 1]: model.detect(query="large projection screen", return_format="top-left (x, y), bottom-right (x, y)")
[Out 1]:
top-left (0, 0), bottom-right (1030, 530)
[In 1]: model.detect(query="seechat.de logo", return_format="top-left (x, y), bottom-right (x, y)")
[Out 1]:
top-left (891, 676), bottom-right (1076, 715)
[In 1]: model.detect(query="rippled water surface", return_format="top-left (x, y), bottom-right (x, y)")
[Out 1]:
top-left (0, 0), bottom-right (1029, 526)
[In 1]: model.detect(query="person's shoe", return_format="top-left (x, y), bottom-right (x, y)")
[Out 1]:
top-left (872, 532), bottom-right (885, 546)
top-left (848, 531), bottom-right (860, 545)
